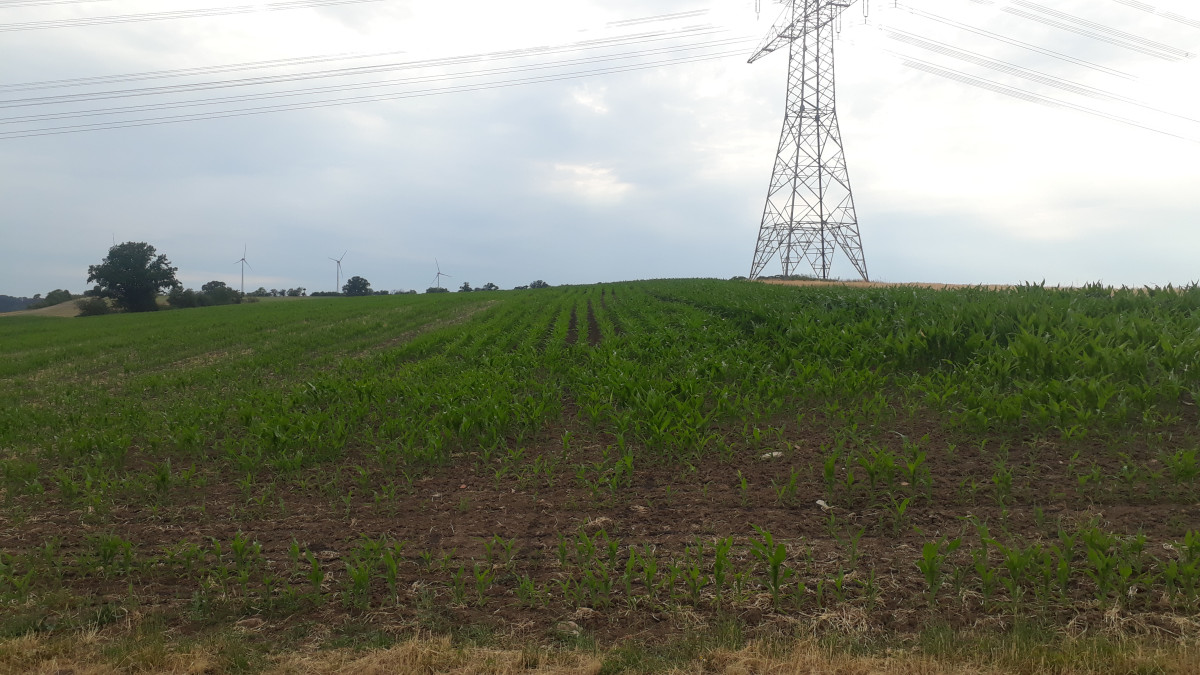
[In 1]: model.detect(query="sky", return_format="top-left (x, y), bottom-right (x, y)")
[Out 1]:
top-left (1, 0), bottom-right (1198, 297)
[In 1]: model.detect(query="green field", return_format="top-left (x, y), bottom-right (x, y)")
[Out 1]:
top-left (1, 280), bottom-right (1198, 673)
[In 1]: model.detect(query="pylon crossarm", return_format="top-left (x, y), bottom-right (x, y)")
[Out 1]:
top-left (747, 0), bottom-right (859, 63)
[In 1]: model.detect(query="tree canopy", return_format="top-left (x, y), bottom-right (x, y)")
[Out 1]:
top-left (87, 242), bottom-right (179, 312)
top-left (29, 289), bottom-right (72, 309)
top-left (343, 276), bottom-right (372, 297)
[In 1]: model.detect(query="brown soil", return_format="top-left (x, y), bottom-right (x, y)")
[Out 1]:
top-left (585, 300), bottom-right (602, 347)
top-left (565, 306), bottom-right (579, 346)
top-left (5, 405), bottom-right (1198, 649)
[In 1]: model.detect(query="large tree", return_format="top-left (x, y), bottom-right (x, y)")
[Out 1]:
top-left (342, 276), bottom-right (371, 297)
top-left (87, 242), bottom-right (179, 312)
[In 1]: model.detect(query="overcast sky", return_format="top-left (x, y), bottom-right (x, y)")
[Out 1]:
top-left (1, 0), bottom-right (1198, 297)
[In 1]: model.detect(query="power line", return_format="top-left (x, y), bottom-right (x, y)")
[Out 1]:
top-left (607, 9), bottom-right (709, 27)
top-left (1, 23), bottom-right (723, 93)
top-left (0, 48), bottom-right (749, 139)
top-left (895, 54), bottom-right (1197, 143)
top-left (1110, 0), bottom-right (1200, 30)
top-left (0, 36), bottom-right (755, 124)
top-left (0, 0), bottom-right (114, 6)
top-left (891, 2), bottom-right (1135, 79)
top-left (882, 27), bottom-right (1200, 125)
top-left (0, 50), bottom-right (385, 93)
top-left (0, 26), bottom-right (731, 106)
top-left (0, 0), bottom-right (388, 32)
top-left (1003, 0), bottom-right (1193, 60)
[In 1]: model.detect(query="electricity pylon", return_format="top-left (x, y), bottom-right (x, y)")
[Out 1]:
top-left (749, 0), bottom-right (869, 281)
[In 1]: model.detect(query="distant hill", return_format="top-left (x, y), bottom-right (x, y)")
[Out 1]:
top-left (0, 295), bottom-right (35, 313)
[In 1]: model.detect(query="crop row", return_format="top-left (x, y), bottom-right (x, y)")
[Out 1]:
top-left (3, 524), bottom-right (1197, 627)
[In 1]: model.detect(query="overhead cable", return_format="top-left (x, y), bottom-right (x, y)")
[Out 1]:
top-left (0, 0), bottom-right (387, 32)
top-left (883, 27), bottom-right (1200, 124)
top-left (891, 3), bottom-right (1136, 79)
top-left (1004, 0), bottom-right (1193, 60)
top-left (0, 27), bottom-right (732, 106)
top-left (895, 54), bottom-right (1196, 143)
top-left (0, 49), bottom-right (746, 140)
top-left (1110, 0), bottom-right (1200, 30)
top-left (0, 36), bottom-right (756, 122)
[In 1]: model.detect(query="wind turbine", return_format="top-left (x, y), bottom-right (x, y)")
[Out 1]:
top-left (329, 251), bottom-right (347, 292)
top-left (432, 258), bottom-right (451, 290)
top-left (233, 245), bottom-right (252, 295)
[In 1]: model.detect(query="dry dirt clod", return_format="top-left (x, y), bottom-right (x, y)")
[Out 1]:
top-left (571, 607), bottom-right (598, 623)
top-left (235, 617), bottom-right (265, 631)
top-left (554, 620), bottom-right (582, 636)
top-left (583, 516), bottom-right (612, 531)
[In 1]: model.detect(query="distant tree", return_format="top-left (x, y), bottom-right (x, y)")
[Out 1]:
top-left (373, 289), bottom-right (391, 295)
top-left (29, 289), bottom-right (73, 309)
top-left (343, 276), bottom-right (372, 296)
top-left (86, 242), bottom-right (179, 312)
top-left (398, 289), bottom-right (418, 295)
top-left (425, 287), bottom-right (449, 294)
top-left (167, 288), bottom-right (203, 309)
top-left (529, 280), bottom-right (551, 289)
top-left (248, 287), bottom-right (270, 298)
top-left (0, 295), bottom-right (37, 313)
top-left (75, 297), bottom-right (112, 317)
top-left (458, 282), bottom-right (473, 293)
top-left (200, 280), bottom-right (242, 305)
top-left (480, 282), bottom-right (499, 291)
top-left (286, 287), bottom-right (306, 297)
top-left (513, 284), bottom-right (529, 290)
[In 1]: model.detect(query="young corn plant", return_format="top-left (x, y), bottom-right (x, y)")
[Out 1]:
top-left (750, 526), bottom-right (793, 609)
top-left (712, 537), bottom-right (733, 606)
top-left (305, 552), bottom-right (325, 605)
top-left (344, 559), bottom-right (372, 609)
top-left (915, 536), bottom-right (962, 605)
top-left (472, 562), bottom-right (494, 606)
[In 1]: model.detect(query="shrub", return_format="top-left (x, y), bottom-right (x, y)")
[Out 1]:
top-left (75, 297), bottom-right (112, 317)
top-left (168, 288), bottom-right (203, 309)
top-left (200, 281), bottom-right (241, 306)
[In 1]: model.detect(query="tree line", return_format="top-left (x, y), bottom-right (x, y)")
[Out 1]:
top-left (71, 242), bottom-right (552, 316)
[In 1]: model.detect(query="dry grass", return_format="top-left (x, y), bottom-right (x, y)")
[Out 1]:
top-left (269, 635), bottom-right (602, 674)
top-left (0, 300), bottom-right (84, 318)
top-left (4, 630), bottom-right (1198, 675)
top-left (0, 630), bottom-right (217, 674)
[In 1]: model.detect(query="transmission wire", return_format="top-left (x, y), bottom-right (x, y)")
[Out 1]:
top-left (0, 49), bottom-right (747, 139)
top-left (0, 0), bottom-right (388, 31)
top-left (0, 36), bottom-right (755, 123)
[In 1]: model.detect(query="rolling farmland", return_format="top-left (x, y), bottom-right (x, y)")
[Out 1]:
top-left (2, 280), bottom-right (1199, 672)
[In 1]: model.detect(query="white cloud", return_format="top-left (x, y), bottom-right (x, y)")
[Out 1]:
top-left (549, 164), bottom-right (634, 203)
top-left (570, 85), bottom-right (610, 114)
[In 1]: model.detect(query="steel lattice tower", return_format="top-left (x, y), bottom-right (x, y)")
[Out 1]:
top-left (749, 0), bottom-right (869, 281)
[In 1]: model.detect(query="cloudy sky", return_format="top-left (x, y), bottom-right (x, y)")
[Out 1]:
top-left (1, 0), bottom-right (1198, 297)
